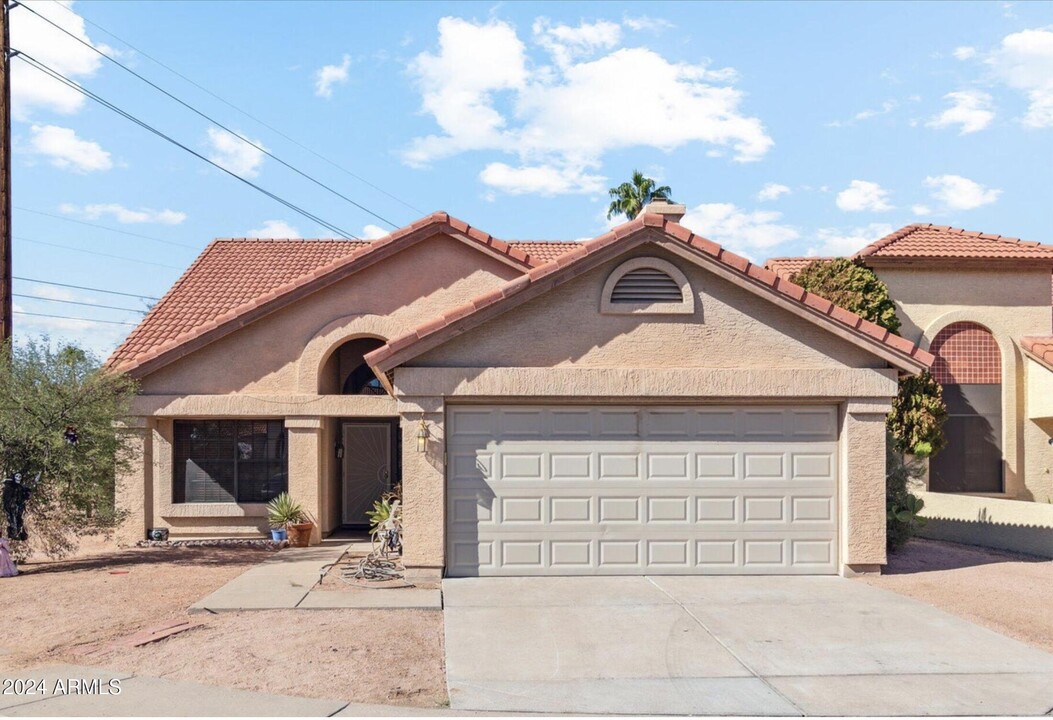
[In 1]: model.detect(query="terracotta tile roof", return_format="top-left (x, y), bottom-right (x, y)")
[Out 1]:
top-left (855, 224), bottom-right (1053, 262)
top-left (765, 257), bottom-right (833, 280)
top-left (506, 241), bottom-right (580, 263)
top-left (110, 239), bottom-right (367, 369)
top-left (109, 213), bottom-right (539, 375)
top-left (366, 214), bottom-right (935, 375)
top-left (1021, 336), bottom-right (1053, 372)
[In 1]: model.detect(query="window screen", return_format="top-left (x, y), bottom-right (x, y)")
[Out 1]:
top-left (174, 420), bottom-right (288, 503)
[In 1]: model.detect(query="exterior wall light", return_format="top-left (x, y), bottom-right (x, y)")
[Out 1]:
top-left (416, 419), bottom-right (429, 453)
top-left (335, 442), bottom-right (344, 459)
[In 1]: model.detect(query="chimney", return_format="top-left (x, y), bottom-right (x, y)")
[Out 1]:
top-left (641, 198), bottom-right (686, 223)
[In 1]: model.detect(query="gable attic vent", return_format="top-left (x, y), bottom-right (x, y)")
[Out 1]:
top-left (610, 267), bottom-right (683, 303)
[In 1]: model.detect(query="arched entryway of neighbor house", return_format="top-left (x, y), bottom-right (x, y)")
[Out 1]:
top-left (318, 335), bottom-right (402, 530)
top-left (928, 321), bottom-right (1004, 493)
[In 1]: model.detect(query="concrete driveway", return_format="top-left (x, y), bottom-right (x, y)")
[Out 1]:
top-left (443, 576), bottom-right (1053, 715)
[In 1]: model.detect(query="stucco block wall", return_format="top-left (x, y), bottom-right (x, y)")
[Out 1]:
top-left (877, 266), bottom-right (1052, 500)
top-left (413, 244), bottom-right (883, 371)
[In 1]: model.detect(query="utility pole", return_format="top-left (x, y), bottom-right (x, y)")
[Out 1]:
top-left (0, 0), bottom-right (11, 343)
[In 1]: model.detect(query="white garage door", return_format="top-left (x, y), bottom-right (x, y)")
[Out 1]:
top-left (446, 405), bottom-right (839, 576)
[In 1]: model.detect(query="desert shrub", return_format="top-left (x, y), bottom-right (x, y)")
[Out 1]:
top-left (888, 371), bottom-right (947, 457)
top-left (886, 442), bottom-right (927, 550)
top-left (0, 339), bottom-right (138, 560)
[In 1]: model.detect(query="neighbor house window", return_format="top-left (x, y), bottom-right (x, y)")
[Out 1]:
top-left (928, 322), bottom-right (1003, 493)
top-left (600, 257), bottom-right (694, 315)
top-left (173, 420), bottom-right (288, 503)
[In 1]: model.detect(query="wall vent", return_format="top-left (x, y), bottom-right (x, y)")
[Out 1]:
top-left (609, 268), bottom-right (683, 303)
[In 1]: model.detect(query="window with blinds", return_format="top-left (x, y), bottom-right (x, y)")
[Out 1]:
top-left (173, 420), bottom-right (288, 503)
top-left (609, 267), bottom-right (684, 303)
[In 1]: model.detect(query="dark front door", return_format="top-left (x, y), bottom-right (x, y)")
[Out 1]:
top-left (342, 422), bottom-right (397, 526)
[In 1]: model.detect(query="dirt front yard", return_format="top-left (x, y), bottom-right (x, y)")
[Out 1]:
top-left (862, 538), bottom-right (1053, 653)
top-left (0, 538), bottom-right (448, 708)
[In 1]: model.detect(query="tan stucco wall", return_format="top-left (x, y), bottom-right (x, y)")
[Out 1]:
top-left (413, 244), bottom-right (884, 371)
top-left (877, 266), bottom-right (1052, 501)
top-left (918, 490), bottom-right (1053, 557)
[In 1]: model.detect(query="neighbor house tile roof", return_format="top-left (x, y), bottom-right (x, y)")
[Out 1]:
top-left (855, 224), bottom-right (1053, 262)
top-left (506, 241), bottom-right (580, 263)
top-left (1021, 336), bottom-right (1053, 373)
top-left (765, 257), bottom-right (832, 280)
top-left (109, 213), bottom-right (559, 374)
top-left (365, 213), bottom-right (934, 375)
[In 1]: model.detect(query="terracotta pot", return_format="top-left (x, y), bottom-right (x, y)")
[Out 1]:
top-left (287, 522), bottom-right (314, 548)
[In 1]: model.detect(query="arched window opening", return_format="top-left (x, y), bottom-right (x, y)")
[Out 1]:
top-left (343, 363), bottom-right (386, 395)
top-left (929, 322), bottom-right (1003, 493)
top-left (318, 336), bottom-right (387, 395)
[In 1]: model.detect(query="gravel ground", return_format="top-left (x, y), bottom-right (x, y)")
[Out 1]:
top-left (0, 538), bottom-right (448, 707)
top-left (861, 538), bottom-right (1053, 653)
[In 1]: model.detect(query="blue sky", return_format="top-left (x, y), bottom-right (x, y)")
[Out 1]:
top-left (11, 0), bottom-right (1053, 356)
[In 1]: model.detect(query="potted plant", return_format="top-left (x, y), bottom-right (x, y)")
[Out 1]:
top-left (266, 492), bottom-right (303, 543)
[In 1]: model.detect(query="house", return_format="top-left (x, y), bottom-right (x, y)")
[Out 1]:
top-left (768, 224), bottom-right (1053, 506)
top-left (111, 201), bottom-right (936, 578)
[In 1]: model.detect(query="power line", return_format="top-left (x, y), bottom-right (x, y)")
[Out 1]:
top-left (14, 276), bottom-right (160, 300)
top-left (15, 205), bottom-right (199, 250)
top-left (14, 292), bottom-right (146, 313)
top-left (14, 51), bottom-right (360, 240)
top-left (20, 1), bottom-right (402, 229)
top-left (14, 310), bottom-right (138, 326)
top-left (16, 236), bottom-right (183, 269)
top-left (47, 0), bottom-right (426, 218)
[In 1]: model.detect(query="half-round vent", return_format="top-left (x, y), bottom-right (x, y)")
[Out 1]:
top-left (609, 267), bottom-right (683, 303)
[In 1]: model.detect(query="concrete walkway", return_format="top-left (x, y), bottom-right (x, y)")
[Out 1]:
top-left (189, 540), bottom-right (441, 612)
top-left (443, 576), bottom-right (1053, 715)
top-left (0, 664), bottom-right (466, 717)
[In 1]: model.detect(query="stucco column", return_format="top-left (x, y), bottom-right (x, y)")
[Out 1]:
top-left (841, 400), bottom-right (889, 574)
top-left (398, 397), bottom-right (445, 579)
top-left (114, 417), bottom-right (152, 547)
top-left (287, 416), bottom-right (324, 545)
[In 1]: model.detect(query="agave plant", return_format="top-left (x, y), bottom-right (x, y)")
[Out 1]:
top-left (267, 492), bottom-right (304, 529)
top-left (366, 485), bottom-right (403, 535)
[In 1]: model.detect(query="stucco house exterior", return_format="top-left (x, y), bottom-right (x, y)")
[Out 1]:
top-left (768, 224), bottom-right (1053, 506)
top-left (111, 202), bottom-right (939, 579)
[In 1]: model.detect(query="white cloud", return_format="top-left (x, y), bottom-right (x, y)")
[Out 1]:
top-left (826, 100), bottom-right (897, 127)
top-left (808, 223), bottom-right (894, 257)
top-left (926, 90), bottom-right (995, 134)
top-left (987, 28), bottom-right (1053, 128)
top-left (206, 127), bottom-right (266, 178)
top-left (924, 174), bottom-right (1001, 210)
top-left (953, 46), bottom-right (977, 61)
top-left (362, 224), bottom-right (388, 239)
top-left (533, 18), bottom-right (621, 67)
top-left (246, 220), bottom-right (300, 238)
top-left (10, 1), bottom-right (112, 120)
top-left (835, 180), bottom-right (893, 212)
top-left (623, 15), bottom-right (675, 33)
top-left (911, 204), bottom-right (932, 215)
top-left (405, 16), bottom-right (772, 195)
top-left (60, 203), bottom-right (185, 225)
top-left (28, 124), bottom-right (112, 172)
top-left (680, 203), bottom-right (799, 254)
top-left (757, 183), bottom-right (791, 201)
top-left (314, 54), bottom-right (351, 98)
top-left (479, 162), bottom-right (605, 195)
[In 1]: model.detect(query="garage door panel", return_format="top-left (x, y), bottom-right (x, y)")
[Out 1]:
top-left (447, 405), bottom-right (839, 576)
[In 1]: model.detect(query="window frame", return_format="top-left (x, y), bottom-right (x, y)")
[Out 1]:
top-left (173, 419), bottom-right (288, 504)
top-left (600, 256), bottom-right (695, 315)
